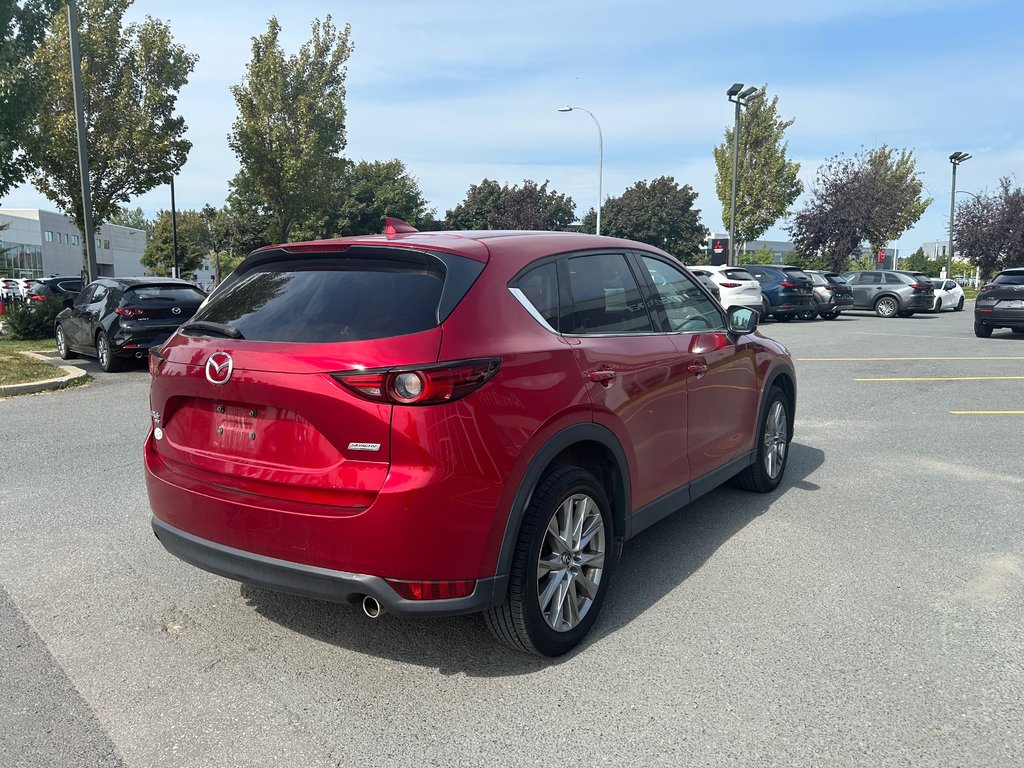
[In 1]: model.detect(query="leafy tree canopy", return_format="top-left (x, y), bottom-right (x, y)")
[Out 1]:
top-left (141, 209), bottom-right (209, 278)
top-left (445, 179), bottom-right (575, 231)
top-left (953, 177), bottom-right (1024, 278)
top-left (0, 0), bottom-right (61, 196)
top-left (228, 15), bottom-right (353, 244)
top-left (26, 0), bottom-right (196, 234)
top-left (580, 176), bottom-right (707, 262)
top-left (109, 206), bottom-right (154, 237)
top-left (788, 146), bottom-right (930, 272)
top-left (713, 87), bottom-right (803, 250)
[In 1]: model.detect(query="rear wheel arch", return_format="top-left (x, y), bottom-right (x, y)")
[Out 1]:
top-left (494, 424), bottom-right (630, 580)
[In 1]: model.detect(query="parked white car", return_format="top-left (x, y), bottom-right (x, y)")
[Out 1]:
top-left (691, 265), bottom-right (763, 312)
top-left (930, 278), bottom-right (965, 312)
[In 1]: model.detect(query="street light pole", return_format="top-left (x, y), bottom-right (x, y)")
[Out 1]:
top-left (67, 0), bottom-right (98, 283)
top-left (559, 106), bottom-right (603, 236)
top-left (948, 151), bottom-right (971, 279)
top-left (726, 84), bottom-right (763, 266)
top-left (170, 175), bottom-right (179, 278)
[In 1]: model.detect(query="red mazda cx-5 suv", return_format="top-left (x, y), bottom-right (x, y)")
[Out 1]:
top-left (145, 220), bottom-right (796, 656)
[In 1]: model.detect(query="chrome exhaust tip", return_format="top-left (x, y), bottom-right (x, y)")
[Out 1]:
top-left (361, 595), bottom-right (382, 619)
top-left (135, 351), bottom-right (145, 359)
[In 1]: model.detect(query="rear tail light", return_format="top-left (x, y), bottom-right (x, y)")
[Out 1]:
top-left (910, 284), bottom-right (928, 291)
top-left (385, 578), bottom-right (476, 600)
top-left (824, 285), bottom-right (836, 291)
top-left (778, 281), bottom-right (799, 288)
top-left (116, 306), bottom-right (145, 318)
top-left (719, 282), bottom-right (742, 288)
top-left (332, 358), bottom-right (500, 405)
top-left (979, 283), bottom-right (997, 293)
top-left (148, 348), bottom-right (165, 377)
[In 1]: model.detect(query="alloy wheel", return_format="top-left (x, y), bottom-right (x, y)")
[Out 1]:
top-left (97, 334), bottom-right (109, 368)
top-left (536, 492), bottom-right (606, 632)
top-left (876, 297), bottom-right (897, 317)
top-left (763, 400), bottom-right (788, 480)
top-left (56, 326), bottom-right (67, 357)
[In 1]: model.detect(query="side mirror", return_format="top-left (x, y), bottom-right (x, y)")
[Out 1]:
top-left (727, 305), bottom-right (758, 335)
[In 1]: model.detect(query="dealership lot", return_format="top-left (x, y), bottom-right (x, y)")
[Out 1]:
top-left (1, 309), bottom-right (1022, 768)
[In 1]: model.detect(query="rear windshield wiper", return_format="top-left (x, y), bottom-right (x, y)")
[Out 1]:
top-left (180, 320), bottom-right (245, 339)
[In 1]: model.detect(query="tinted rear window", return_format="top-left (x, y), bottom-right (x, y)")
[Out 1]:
top-left (993, 271), bottom-right (1024, 285)
top-left (782, 268), bottom-right (811, 281)
top-left (125, 285), bottom-right (205, 303)
top-left (189, 255), bottom-right (445, 343)
top-left (723, 269), bottom-right (755, 281)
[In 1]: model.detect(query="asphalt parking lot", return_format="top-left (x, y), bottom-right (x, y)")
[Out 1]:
top-left (2, 307), bottom-right (1022, 768)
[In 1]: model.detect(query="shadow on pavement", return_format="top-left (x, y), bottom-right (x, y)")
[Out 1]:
top-left (241, 442), bottom-right (826, 675)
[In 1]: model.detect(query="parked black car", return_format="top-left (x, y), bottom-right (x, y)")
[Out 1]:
top-left (974, 268), bottom-right (1024, 337)
top-left (802, 270), bottom-right (855, 320)
top-left (27, 276), bottom-right (84, 301)
top-left (55, 277), bottom-right (206, 372)
top-left (739, 264), bottom-right (815, 321)
top-left (840, 270), bottom-right (934, 317)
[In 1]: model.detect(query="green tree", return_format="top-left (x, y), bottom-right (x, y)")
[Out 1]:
top-left (338, 159), bottom-right (435, 235)
top-left (141, 209), bottom-right (209, 278)
top-left (445, 179), bottom-right (575, 230)
top-left (580, 176), bottom-right (707, 261)
top-left (26, 0), bottom-right (196, 236)
top-left (199, 203), bottom-right (269, 283)
top-left (900, 247), bottom-right (934, 274)
top-left (109, 206), bottom-right (154, 238)
top-left (228, 15), bottom-right (353, 244)
top-left (1, 0), bottom-right (61, 197)
top-left (788, 147), bottom-right (930, 272)
top-left (713, 87), bottom-right (803, 252)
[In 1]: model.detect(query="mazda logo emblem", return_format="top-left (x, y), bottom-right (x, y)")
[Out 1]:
top-left (172, 306), bottom-right (181, 315)
top-left (205, 352), bottom-right (233, 385)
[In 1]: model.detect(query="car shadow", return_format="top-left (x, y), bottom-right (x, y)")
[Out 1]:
top-left (240, 442), bottom-right (826, 675)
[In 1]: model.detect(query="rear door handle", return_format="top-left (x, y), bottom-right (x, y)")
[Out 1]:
top-left (687, 361), bottom-right (709, 375)
top-left (587, 370), bottom-right (616, 383)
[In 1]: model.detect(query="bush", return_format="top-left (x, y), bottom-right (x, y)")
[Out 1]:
top-left (2, 297), bottom-right (65, 340)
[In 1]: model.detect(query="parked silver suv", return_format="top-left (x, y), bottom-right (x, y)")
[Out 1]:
top-left (841, 270), bottom-right (935, 317)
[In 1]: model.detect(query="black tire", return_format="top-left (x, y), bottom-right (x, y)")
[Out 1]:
top-left (96, 331), bottom-right (123, 372)
top-left (897, 310), bottom-right (915, 318)
top-left (1011, 326), bottom-right (1024, 334)
top-left (932, 299), bottom-right (942, 314)
top-left (819, 310), bottom-right (839, 320)
top-left (796, 308), bottom-right (817, 321)
top-left (731, 386), bottom-right (791, 493)
top-left (484, 466), bottom-right (614, 657)
top-left (55, 324), bottom-right (77, 360)
top-left (974, 323), bottom-right (992, 338)
top-left (955, 297), bottom-right (965, 311)
top-left (874, 296), bottom-right (898, 318)
top-left (776, 314), bottom-right (792, 322)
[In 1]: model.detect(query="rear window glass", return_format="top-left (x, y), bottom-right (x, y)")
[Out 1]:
top-left (993, 271), bottom-right (1024, 285)
top-left (810, 273), bottom-right (828, 286)
top-left (189, 256), bottom-right (445, 343)
top-left (723, 269), bottom-right (755, 281)
top-left (782, 268), bottom-right (811, 281)
top-left (884, 273), bottom-right (907, 285)
top-left (125, 285), bottom-right (205, 303)
top-left (823, 274), bottom-right (846, 285)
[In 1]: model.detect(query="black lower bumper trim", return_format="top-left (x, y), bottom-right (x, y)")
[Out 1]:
top-left (151, 517), bottom-right (508, 617)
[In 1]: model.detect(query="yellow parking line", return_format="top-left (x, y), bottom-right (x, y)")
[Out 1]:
top-left (855, 376), bottom-right (1024, 381)
top-left (798, 360), bottom-right (1024, 362)
top-left (951, 410), bottom-right (1024, 415)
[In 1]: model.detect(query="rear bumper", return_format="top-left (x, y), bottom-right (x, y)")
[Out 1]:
top-left (975, 307), bottom-right (1024, 325)
top-left (152, 516), bottom-right (508, 617)
top-left (770, 295), bottom-right (814, 315)
top-left (111, 327), bottom-right (177, 355)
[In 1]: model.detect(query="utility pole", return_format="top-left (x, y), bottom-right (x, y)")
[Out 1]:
top-left (67, 0), bottom-right (98, 283)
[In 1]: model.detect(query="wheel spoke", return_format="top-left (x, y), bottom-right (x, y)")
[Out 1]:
top-left (564, 578), bottom-right (580, 627)
top-left (537, 553), bottom-right (563, 575)
top-left (578, 516), bottom-right (602, 551)
top-left (577, 551), bottom-right (604, 571)
top-left (545, 516), bottom-right (568, 555)
top-left (575, 572), bottom-right (600, 600)
top-left (538, 571), bottom-right (562, 613)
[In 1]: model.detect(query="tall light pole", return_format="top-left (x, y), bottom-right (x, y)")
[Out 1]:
top-left (948, 151), bottom-right (971, 279)
top-left (170, 175), bottom-right (180, 279)
top-left (559, 106), bottom-right (603, 236)
top-left (67, 0), bottom-right (98, 283)
top-left (726, 83), bottom-right (763, 265)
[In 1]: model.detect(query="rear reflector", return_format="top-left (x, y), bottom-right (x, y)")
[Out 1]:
top-left (385, 578), bottom-right (476, 600)
top-left (333, 358), bottom-right (500, 405)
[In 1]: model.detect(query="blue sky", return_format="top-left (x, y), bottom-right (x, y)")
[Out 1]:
top-left (5, 0), bottom-right (1024, 254)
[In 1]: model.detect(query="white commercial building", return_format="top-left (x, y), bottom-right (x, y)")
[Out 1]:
top-left (0, 208), bottom-right (147, 280)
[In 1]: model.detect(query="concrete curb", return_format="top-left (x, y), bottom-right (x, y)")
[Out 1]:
top-left (0, 351), bottom-right (90, 398)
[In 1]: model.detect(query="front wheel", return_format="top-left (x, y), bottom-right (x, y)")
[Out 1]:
top-left (776, 314), bottom-right (792, 322)
top-left (96, 331), bottom-right (123, 372)
top-left (55, 324), bottom-right (77, 360)
top-left (819, 310), bottom-right (839, 320)
top-left (731, 386), bottom-right (791, 493)
top-left (974, 323), bottom-right (993, 338)
top-left (875, 296), bottom-right (898, 317)
top-left (484, 466), bottom-right (613, 657)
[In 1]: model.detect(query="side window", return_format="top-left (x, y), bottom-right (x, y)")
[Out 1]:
top-left (883, 272), bottom-right (905, 285)
top-left (73, 285), bottom-right (97, 307)
top-left (861, 272), bottom-right (883, 285)
top-left (563, 253), bottom-right (653, 335)
top-left (91, 285), bottom-right (108, 304)
top-left (641, 256), bottom-right (725, 333)
top-left (512, 262), bottom-right (559, 330)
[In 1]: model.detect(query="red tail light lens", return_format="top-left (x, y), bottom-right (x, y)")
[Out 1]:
top-left (719, 282), bottom-right (742, 288)
top-left (116, 306), bottom-right (144, 318)
top-left (910, 284), bottom-right (928, 291)
top-left (385, 578), bottom-right (476, 600)
top-left (979, 283), bottom-right (996, 293)
top-left (824, 285), bottom-right (836, 291)
top-left (778, 280), bottom-right (798, 287)
top-left (148, 348), bottom-right (165, 377)
top-left (332, 358), bottom-right (500, 405)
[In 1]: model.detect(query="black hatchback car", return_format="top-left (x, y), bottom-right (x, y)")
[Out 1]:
top-left (55, 277), bottom-right (206, 371)
top-left (738, 264), bottom-right (815, 321)
top-left (27, 276), bottom-right (84, 301)
top-left (975, 268), bottom-right (1024, 337)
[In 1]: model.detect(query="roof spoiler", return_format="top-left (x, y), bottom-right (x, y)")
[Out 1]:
top-left (384, 217), bottom-right (419, 235)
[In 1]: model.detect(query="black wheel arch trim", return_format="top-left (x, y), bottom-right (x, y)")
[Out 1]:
top-left (494, 422), bottom-right (631, 580)
top-left (761, 363), bottom-right (797, 439)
